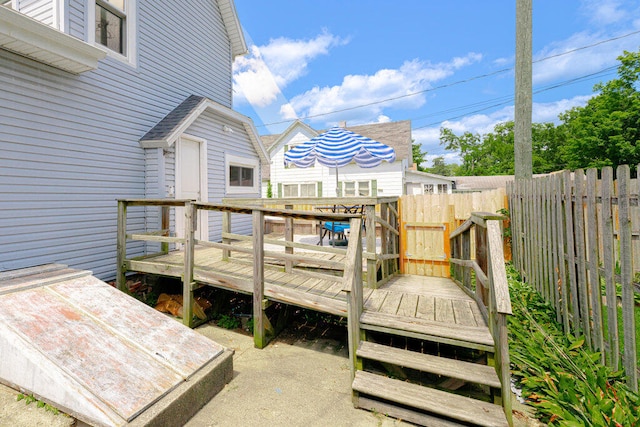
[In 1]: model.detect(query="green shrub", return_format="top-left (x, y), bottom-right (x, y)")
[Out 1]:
top-left (507, 266), bottom-right (640, 426)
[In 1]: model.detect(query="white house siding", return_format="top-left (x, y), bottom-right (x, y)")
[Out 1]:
top-left (0, 0), bottom-right (236, 279)
top-left (14, 0), bottom-right (54, 27)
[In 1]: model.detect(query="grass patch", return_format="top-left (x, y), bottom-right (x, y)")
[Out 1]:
top-left (507, 266), bottom-right (640, 426)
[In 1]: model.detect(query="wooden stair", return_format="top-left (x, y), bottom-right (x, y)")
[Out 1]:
top-left (351, 312), bottom-right (509, 426)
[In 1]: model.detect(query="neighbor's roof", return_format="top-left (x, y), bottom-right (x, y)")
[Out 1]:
top-left (453, 174), bottom-right (550, 191)
top-left (218, 0), bottom-right (247, 58)
top-left (406, 169), bottom-right (454, 184)
top-left (139, 95), bottom-right (268, 162)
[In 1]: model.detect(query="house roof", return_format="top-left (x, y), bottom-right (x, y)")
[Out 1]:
top-left (139, 95), bottom-right (268, 162)
top-left (452, 175), bottom-right (519, 191)
top-left (342, 121), bottom-right (413, 163)
top-left (406, 169), bottom-right (454, 184)
top-left (218, 0), bottom-right (247, 58)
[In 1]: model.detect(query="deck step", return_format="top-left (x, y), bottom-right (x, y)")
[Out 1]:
top-left (352, 371), bottom-right (508, 427)
top-left (357, 341), bottom-right (501, 389)
top-left (358, 396), bottom-right (464, 427)
top-left (360, 310), bottom-right (495, 351)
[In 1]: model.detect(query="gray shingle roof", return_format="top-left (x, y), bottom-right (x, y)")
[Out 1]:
top-left (140, 95), bottom-right (205, 142)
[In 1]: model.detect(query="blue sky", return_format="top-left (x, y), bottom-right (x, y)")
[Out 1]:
top-left (232, 0), bottom-right (640, 166)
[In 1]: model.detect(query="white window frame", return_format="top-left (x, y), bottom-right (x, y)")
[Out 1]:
top-left (437, 183), bottom-right (449, 194)
top-left (225, 153), bottom-right (259, 195)
top-left (342, 180), bottom-right (370, 197)
top-left (88, 0), bottom-right (137, 66)
top-left (282, 184), bottom-right (299, 198)
top-left (424, 184), bottom-right (434, 194)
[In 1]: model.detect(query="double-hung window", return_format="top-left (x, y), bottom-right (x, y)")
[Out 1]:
top-left (91, 0), bottom-right (136, 64)
top-left (95, 0), bottom-right (125, 54)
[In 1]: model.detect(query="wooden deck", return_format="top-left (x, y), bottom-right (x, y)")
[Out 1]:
top-left (126, 245), bottom-right (494, 350)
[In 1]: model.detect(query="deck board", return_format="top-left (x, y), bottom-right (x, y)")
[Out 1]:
top-left (125, 246), bottom-right (493, 349)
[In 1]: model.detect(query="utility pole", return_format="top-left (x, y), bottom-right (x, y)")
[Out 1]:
top-left (515, 0), bottom-right (532, 180)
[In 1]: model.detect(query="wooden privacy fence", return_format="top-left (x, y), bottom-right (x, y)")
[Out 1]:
top-left (399, 189), bottom-right (508, 277)
top-left (508, 166), bottom-right (639, 391)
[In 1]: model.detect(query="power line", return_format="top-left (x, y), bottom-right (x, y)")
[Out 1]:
top-left (254, 29), bottom-right (640, 129)
top-left (412, 65), bottom-right (618, 130)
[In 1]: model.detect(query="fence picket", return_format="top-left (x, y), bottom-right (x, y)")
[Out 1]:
top-left (554, 173), bottom-right (570, 332)
top-left (601, 167), bottom-right (619, 369)
top-left (586, 168), bottom-right (605, 360)
top-left (618, 165), bottom-right (638, 391)
top-left (574, 170), bottom-right (592, 346)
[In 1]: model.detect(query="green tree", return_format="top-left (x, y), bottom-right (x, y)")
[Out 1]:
top-left (439, 127), bottom-right (483, 175)
top-left (412, 142), bottom-right (428, 171)
top-left (440, 121), bottom-right (565, 175)
top-left (559, 50), bottom-right (640, 169)
top-left (425, 156), bottom-right (459, 176)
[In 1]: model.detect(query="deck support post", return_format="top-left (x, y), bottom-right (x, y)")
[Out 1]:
top-left (116, 200), bottom-right (127, 291)
top-left (284, 204), bottom-right (294, 272)
top-left (161, 205), bottom-right (170, 254)
top-left (343, 218), bottom-right (363, 380)
top-left (182, 201), bottom-right (196, 328)
top-left (380, 203), bottom-right (388, 281)
top-left (253, 209), bottom-right (266, 349)
top-left (222, 211), bottom-right (231, 261)
top-left (365, 204), bottom-right (377, 288)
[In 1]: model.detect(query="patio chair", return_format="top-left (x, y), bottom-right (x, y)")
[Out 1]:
top-left (317, 204), bottom-right (364, 246)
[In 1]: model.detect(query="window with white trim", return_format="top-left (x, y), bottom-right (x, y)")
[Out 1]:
top-left (90, 0), bottom-right (136, 64)
top-left (225, 154), bottom-right (259, 194)
top-left (437, 184), bottom-right (449, 194)
top-left (424, 184), bottom-right (434, 194)
top-left (343, 181), bottom-right (370, 197)
top-left (283, 184), bottom-right (298, 198)
top-left (282, 182), bottom-right (317, 198)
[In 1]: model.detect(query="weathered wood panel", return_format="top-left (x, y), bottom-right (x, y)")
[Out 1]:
top-left (508, 166), bottom-right (639, 391)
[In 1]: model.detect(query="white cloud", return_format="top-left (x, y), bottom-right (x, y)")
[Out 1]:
top-left (280, 53), bottom-right (483, 126)
top-left (581, 0), bottom-right (627, 26)
top-left (233, 31), bottom-right (346, 107)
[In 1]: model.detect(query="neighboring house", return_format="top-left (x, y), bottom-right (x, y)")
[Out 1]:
top-left (262, 120), bottom-right (453, 198)
top-left (0, 0), bottom-right (266, 279)
top-left (405, 169), bottom-right (454, 195)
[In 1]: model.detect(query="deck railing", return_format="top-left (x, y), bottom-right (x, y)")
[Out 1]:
top-left (449, 212), bottom-right (513, 425)
top-left (223, 196), bottom-right (400, 288)
top-left (116, 199), bottom-right (371, 348)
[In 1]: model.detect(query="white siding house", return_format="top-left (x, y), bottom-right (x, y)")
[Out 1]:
top-left (262, 120), bottom-right (452, 197)
top-left (0, 0), bottom-right (266, 279)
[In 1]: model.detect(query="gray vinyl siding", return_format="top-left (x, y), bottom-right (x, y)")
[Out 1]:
top-left (0, 0), bottom-right (235, 279)
top-left (15, 0), bottom-right (54, 26)
top-left (67, 0), bottom-right (85, 39)
top-left (168, 111), bottom-right (258, 240)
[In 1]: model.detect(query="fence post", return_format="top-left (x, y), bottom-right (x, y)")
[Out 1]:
top-left (116, 200), bottom-right (127, 291)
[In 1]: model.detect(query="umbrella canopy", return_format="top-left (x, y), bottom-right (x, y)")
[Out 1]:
top-left (284, 126), bottom-right (396, 169)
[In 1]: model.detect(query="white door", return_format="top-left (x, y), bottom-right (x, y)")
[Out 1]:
top-left (176, 135), bottom-right (208, 241)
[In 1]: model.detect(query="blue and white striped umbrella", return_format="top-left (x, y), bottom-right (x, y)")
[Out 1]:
top-left (283, 126), bottom-right (396, 169)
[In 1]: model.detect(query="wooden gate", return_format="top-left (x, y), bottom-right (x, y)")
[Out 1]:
top-left (399, 189), bottom-right (508, 278)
